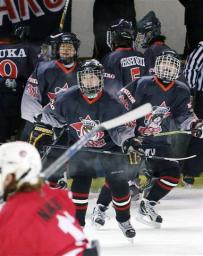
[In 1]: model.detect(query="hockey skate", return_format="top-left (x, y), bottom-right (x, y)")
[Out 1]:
top-left (92, 204), bottom-right (108, 229)
top-left (135, 199), bottom-right (162, 228)
top-left (118, 220), bottom-right (136, 243)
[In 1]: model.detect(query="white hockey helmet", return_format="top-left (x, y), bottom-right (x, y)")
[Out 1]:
top-left (0, 141), bottom-right (42, 198)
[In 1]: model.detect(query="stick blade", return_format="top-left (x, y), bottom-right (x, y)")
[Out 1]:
top-left (102, 103), bottom-right (152, 130)
top-left (163, 154), bottom-right (197, 161)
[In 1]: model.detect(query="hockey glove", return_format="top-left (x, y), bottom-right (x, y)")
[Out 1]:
top-left (191, 120), bottom-right (203, 138)
top-left (29, 122), bottom-right (54, 152)
top-left (122, 137), bottom-right (143, 153)
top-left (122, 138), bottom-right (144, 165)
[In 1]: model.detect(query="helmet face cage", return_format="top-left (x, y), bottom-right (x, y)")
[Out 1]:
top-left (59, 42), bottom-right (77, 65)
top-left (40, 43), bottom-right (52, 61)
top-left (40, 41), bottom-right (58, 61)
top-left (136, 23), bottom-right (161, 48)
top-left (106, 30), bottom-right (112, 49)
top-left (40, 33), bottom-right (62, 61)
top-left (78, 69), bottom-right (104, 99)
top-left (155, 54), bottom-right (180, 82)
top-left (135, 32), bottom-right (146, 48)
top-left (58, 33), bottom-right (80, 65)
top-left (136, 11), bottom-right (161, 48)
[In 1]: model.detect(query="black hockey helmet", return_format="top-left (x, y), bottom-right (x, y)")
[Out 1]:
top-left (154, 50), bottom-right (181, 84)
top-left (77, 59), bottom-right (104, 99)
top-left (40, 32), bottom-right (62, 61)
top-left (107, 19), bottom-right (137, 51)
top-left (57, 32), bottom-right (80, 65)
top-left (136, 11), bottom-right (164, 48)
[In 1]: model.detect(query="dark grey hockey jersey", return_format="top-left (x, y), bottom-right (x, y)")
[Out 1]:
top-left (40, 86), bottom-right (135, 150)
top-left (101, 47), bottom-right (148, 97)
top-left (21, 60), bottom-right (80, 122)
top-left (0, 42), bottom-right (40, 93)
top-left (118, 75), bottom-right (196, 147)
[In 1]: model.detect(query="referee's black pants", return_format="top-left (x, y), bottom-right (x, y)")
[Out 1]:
top-left (183, 91), bottom-right (203, 176)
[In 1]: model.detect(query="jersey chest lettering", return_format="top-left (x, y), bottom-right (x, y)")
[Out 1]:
top-left (37, 197), bottom-right (62, 221)
top-left (120, 56), bottom-right (145, 67)
top-left (0, 0), bottom-right (65, 25)
top-left (0, 49), bottom-right (26, 58)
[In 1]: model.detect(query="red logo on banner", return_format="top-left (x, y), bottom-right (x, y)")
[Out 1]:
top-left (0, 60), bottom-right (18, 78)
top-left (0, 0), bottom-right (65, 25)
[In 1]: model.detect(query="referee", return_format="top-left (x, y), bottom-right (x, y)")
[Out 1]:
top-left (183, 41), bottom-right (203, 186)
top-left (184, 41), bottom-right (203, 118)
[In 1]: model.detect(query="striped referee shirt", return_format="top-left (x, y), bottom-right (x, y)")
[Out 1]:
top-left (184, 41), bottom-right (203, 91)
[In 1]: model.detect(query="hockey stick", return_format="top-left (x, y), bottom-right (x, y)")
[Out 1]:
top-left (153, 130), bottom-right (192, 136)
top-left (59, 0), bottom-right (70, 32)
top-left (42, 103), bottom-right (152, 178)
top-left (43, 145), bottom-right (196, 162)
top-left (144, 154), bottom-right (196, 162)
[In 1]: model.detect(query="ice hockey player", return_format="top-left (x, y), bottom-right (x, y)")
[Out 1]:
top-left (136, 11), bottom-right (172, 75)
top-left (119, 50), bottom-right (203, 227)
top-left (39, 32), bottom-right (63, 62)
top-left (0, 25), bottom-right (40, 143)
top-left (20, 32), bottom-right (81, 141)
top-left (91, 19), bottom-right (147, 227)
top-left (0, 141), bottom-right (100, 256)
top-left (102, 18), bottom-right (148, 96)
top-left (136, 11), bottom-right (188, 88)
top-left (29, 59), bottom-right (136, 241)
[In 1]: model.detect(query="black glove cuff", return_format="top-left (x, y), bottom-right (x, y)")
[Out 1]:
top-left (122, 137), bottom-right (142, 154)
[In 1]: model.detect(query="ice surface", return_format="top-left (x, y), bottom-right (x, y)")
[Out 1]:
top-left (84, 188), bottom-right (203, 256)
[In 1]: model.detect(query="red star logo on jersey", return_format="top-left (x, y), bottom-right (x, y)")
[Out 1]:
top-left (138, 101), bottom-right (171, 136)
top-left (70, 115), bottom-right (106, 148)
top-left (48, 83), bottom-right (69, 103)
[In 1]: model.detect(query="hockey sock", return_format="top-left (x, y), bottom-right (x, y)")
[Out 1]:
top-left (71, 176), bottom-right (92, 226)
top-left (146, 174), bottom-right (180, 202)
top-left (108, 178), bottom-right (131, 222)
top-left (96, 181), bottom-right (112, 207)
